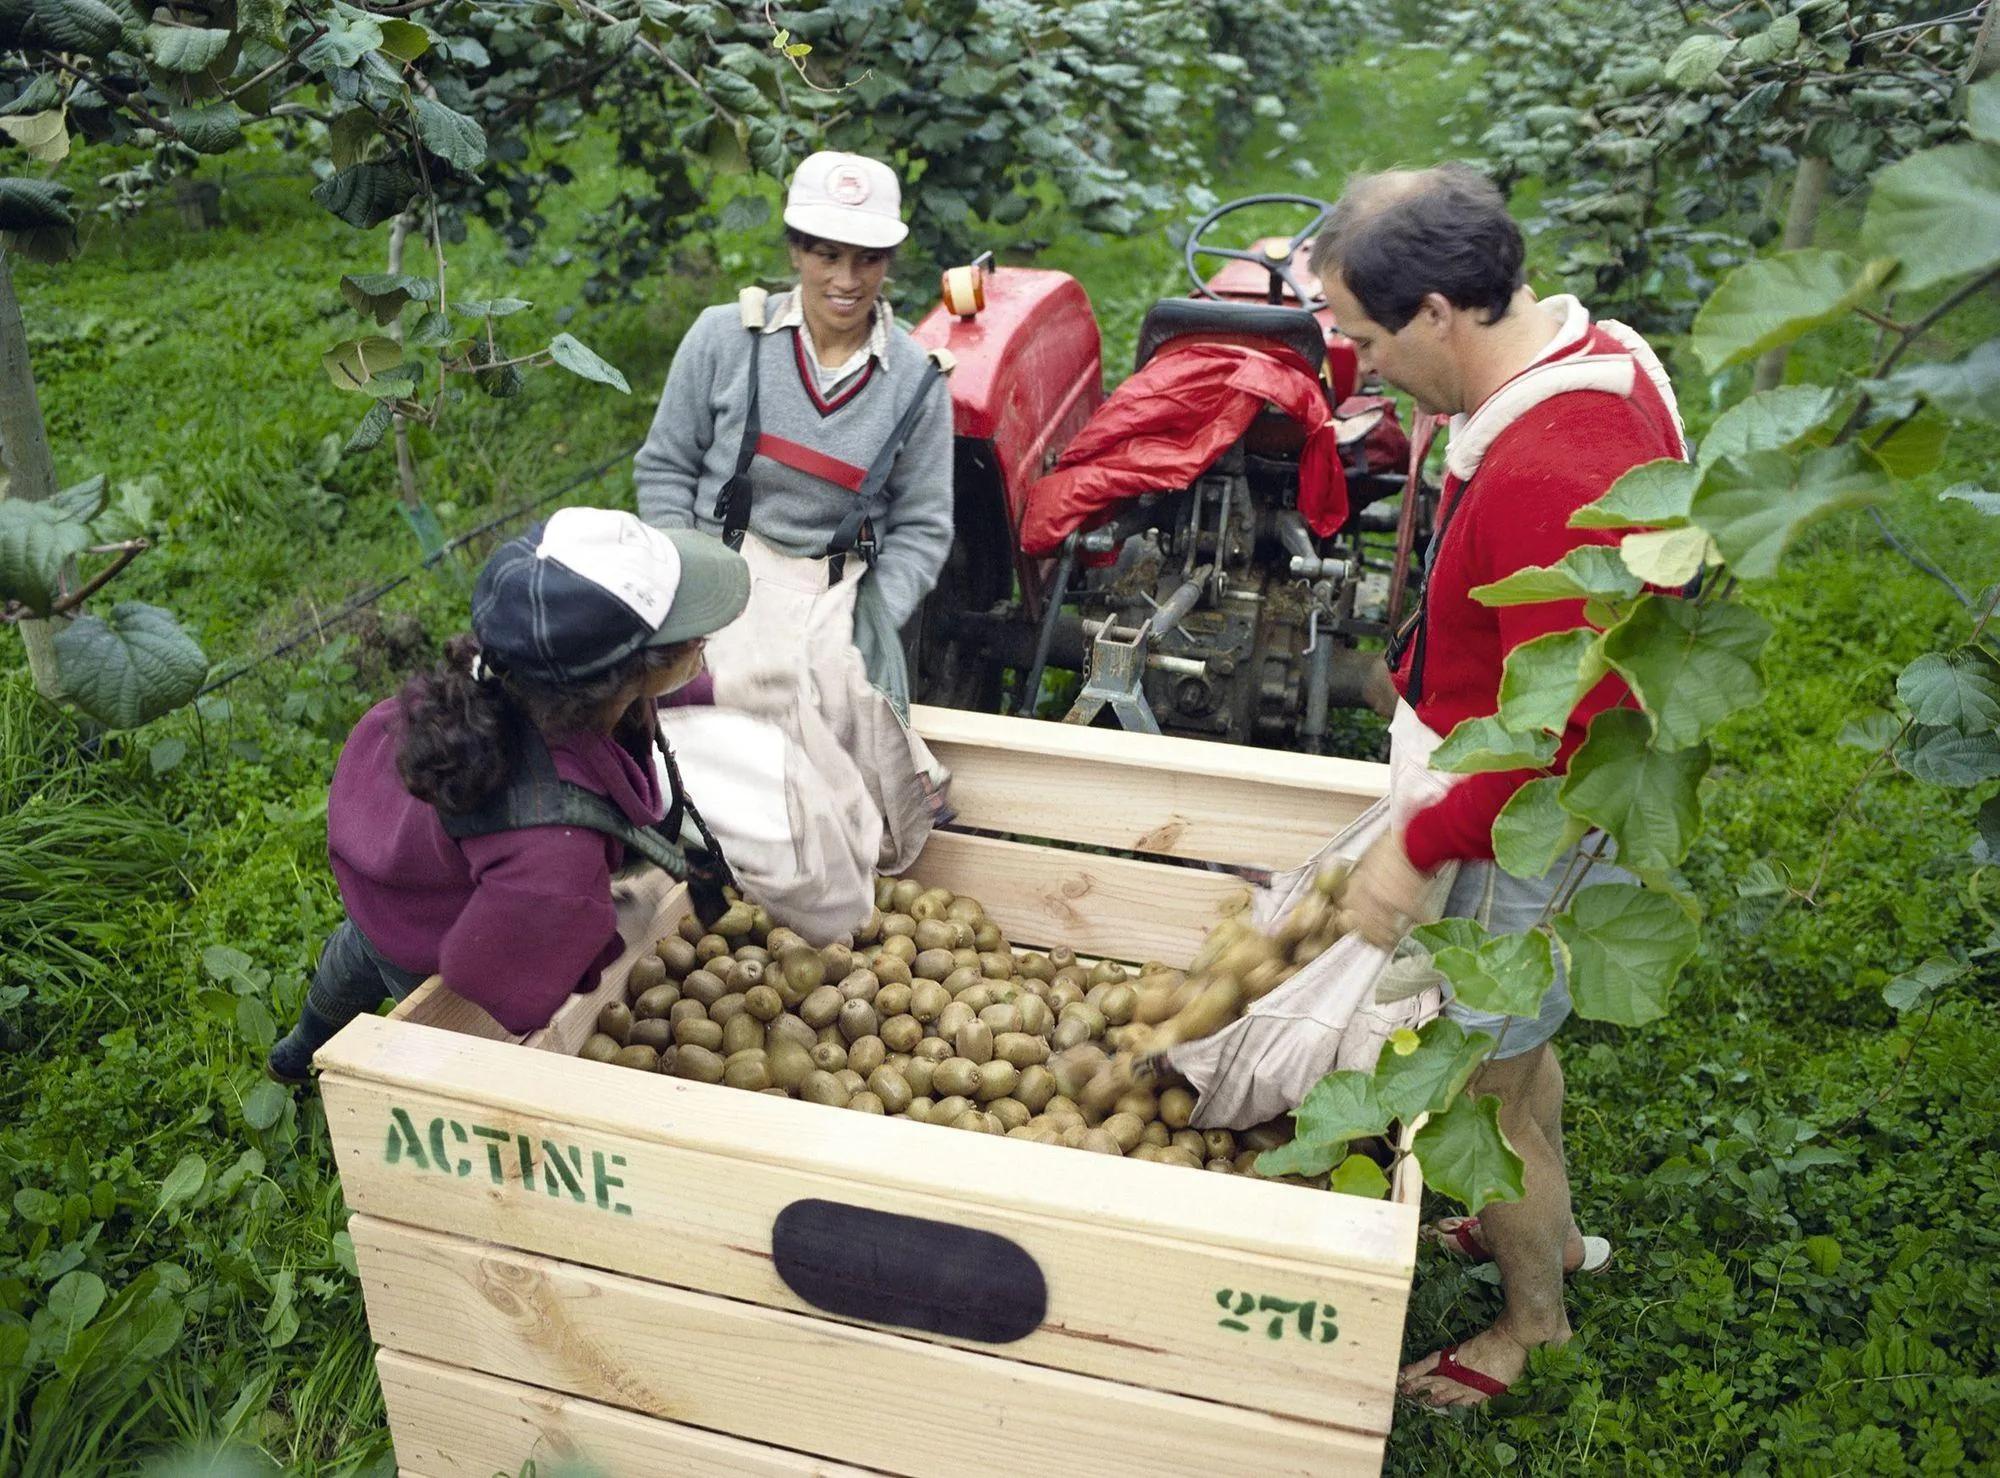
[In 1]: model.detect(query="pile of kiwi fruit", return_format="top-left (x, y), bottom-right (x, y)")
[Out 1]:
top-left (574, 867), bottom-right (1358, 1173)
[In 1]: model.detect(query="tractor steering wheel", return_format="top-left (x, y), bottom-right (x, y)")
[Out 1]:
top-left (1184, 193), bottom-right (1335, 312)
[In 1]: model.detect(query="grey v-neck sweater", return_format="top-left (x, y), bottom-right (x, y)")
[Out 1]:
top-left (633, 294), bottom-right (955, 631)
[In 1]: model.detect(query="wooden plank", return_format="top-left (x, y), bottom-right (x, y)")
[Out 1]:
top-left (908, 829), bottom-right (1250, 964)
top-left (319, 1026), bottom-right (1413, 1431)
top-left (913, 705), bottom-right (1389, 800)
top-left (915, 708), bottom-right (1385, 870)
top-left (380, 1350), bottom-right (885, 1477)
top-left (322, 1015), bottom-right (1413, 1274)
top-left (355, 1218), bottom-right (1387, 1478)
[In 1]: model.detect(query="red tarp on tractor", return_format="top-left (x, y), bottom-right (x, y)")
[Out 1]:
top-left (1019, 342), bottom-right (1348, 557)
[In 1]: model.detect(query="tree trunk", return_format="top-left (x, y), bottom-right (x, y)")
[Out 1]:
top-left (386, 211), bottom-right (423, 510)
top-left (0, 249), bottom-right (67, 699)
top-left (1968, 2), bottom-right (1997, 83)
top-left (1752, 154), bottom-right (1831, 393)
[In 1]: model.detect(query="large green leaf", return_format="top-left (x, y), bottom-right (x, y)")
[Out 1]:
top-left (1374, 1017), bottom-right (1493, 1124)
top-left (0, 109), bottom-right (68, 163)
top-left (1664, 33), bottom-right (1733, 88)
top-left (0, 499), bottom-right (90, 613)
top-left (1619, 525), bottom-right (1716, 587)
top-left (53, 473), bottom-right (106, 523)
top-left (1490, 775), bottom-right (1587, 880)
top-left (411, 96), bottom-right (486, 173)
top-left (310, 163), bottom-right (415, 229)
top-left (1882, 957), bottom-right (1962, 1012)
top-left (169, 101), bottom-right (242, 155)
top-left (1411, 1094), bottom-right (1523, 1213)
top-left (1733, 11), bottom-right (1798, 63)
top-left (343, 400), bottom-right (394, 454)
top-left (548, 332), bottom-right (631, 393)
top-left (339, 272), bottom-right (437, 325)
top-left (1690, 445), bottom-right (1892, 579)
top-left (1897, 650), bottom-right (2000, 732)
top-left (1559, 708), bottom-right (1709, 873)
top-left (1877, 342), bottom-right (2000, 426)
top-left (0, 0), bottom-right (125, 54)
top-left (1430, 928), bottom-right (1556, 1019)
top-left (1602, 596), bottom-right (1770, 751)
top-left (1864, 408), bottom-right (1950, 480)
top-left (1570, 458), bottom-right (1699, 531)
top-left (1860, 141), bottom-right (2000, 294)
top-left (0, 175), bottom-right (72, 232)
top-left (1497, 627), bottom-right (1607, 735)
top-left (1470, 545), bottom-right (1642, 606)
top-left (321, 336), bottom-right (403, 392)
top-left (144, 22), bottom-right (229, 71)
top-left (50, 602), bottom-right (208, 728)
top-left (1553, 883), bottom-right (1698, 1027)
top-left (376, 16), bottom-right (431, 60)
top-left (1327, 1153), bottom-right (1390, 1200)
top-left (1254, 1070), bottom-right (1389, 1179)
top-left (299, 7), bottom-right (383, 71)
top-left (1430, 715), bottom-right (1559, 774)
top-left (1689, 250), bottom-right (1895, 374)
top-left (1894, 726), bottom-right (2000, 787)
top-left (1969, 75), bottom-right (2000, 146)
top-left (1698, 385), bottom-right (1842, 468)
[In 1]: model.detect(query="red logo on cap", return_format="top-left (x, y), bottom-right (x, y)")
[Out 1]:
top-left (827, 165), bottom-right (871, 205)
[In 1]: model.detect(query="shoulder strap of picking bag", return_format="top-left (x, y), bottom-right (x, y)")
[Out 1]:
top-left (825, 346), bottom-right (955, 584)
top-left (439, 724), bottom-right (737, 925)
top-left (714, 287), bottom-right (769, 551)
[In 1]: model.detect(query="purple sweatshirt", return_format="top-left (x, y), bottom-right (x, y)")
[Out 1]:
top-left (327, 699), bottom-right (665, 1034)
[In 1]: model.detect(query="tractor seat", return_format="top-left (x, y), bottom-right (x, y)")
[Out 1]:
top-left (1132, 298), bottom-right (1326, 376)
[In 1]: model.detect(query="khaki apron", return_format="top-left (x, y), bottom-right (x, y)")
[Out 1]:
top-left (1170, 700), bottom-right (1461, 1130)
top-left (703, 531), bottom-right (944, 875)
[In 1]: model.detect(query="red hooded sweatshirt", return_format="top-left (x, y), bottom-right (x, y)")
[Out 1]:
top-left (1397, 296), bottom-right (1687, 874)
top-left (327, 698), bottom-right (665, 1033)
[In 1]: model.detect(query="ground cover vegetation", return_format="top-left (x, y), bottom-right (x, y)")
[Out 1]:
top-left (0, 5), bottom-right (1995, 1475)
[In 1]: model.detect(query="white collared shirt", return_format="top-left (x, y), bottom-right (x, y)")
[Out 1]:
top-left (763, 288), bottom-right (893, 399)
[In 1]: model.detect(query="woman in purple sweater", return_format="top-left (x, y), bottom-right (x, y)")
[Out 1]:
top-left (267, 508), bottom-right (749, 1081)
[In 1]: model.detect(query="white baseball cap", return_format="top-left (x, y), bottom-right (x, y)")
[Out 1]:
top-left (784, 151), bottom-right (909, 250)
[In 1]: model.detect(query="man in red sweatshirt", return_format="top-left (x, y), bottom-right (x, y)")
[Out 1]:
top-left (1310, 165), bottom-right (1686, 1406)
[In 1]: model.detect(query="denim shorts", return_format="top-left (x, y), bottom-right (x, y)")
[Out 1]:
top-left (1438, 842), bottom-right (1632, 1060)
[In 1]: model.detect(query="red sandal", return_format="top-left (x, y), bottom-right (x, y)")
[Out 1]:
top-left (1406, 1342), bottom-right (1511, 1405)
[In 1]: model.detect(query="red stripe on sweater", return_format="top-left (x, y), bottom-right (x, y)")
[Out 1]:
top-left (791, 329), bottom-right (877, 415)
top-left (755, 433), bottom-right (867, 492)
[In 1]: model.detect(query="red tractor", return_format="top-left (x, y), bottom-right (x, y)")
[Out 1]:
top-left (907, 194), bottom-right (1436, 754)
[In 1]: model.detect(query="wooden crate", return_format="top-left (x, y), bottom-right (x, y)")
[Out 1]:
top-left (318, 707), bottom-right (1416, 1478)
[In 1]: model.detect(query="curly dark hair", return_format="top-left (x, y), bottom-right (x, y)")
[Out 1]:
top-left (1309, 163), bottom-right (1523, 333)
top-left (395, 633), bottom-right (694, 816)
top-left (784, 225), bottom-right (897, 260)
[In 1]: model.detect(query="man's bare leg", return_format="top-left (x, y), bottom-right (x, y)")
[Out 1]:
top-left (1400, 1043), bottom-right (1576, 1406)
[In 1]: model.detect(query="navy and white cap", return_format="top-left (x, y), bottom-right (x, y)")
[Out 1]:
top-left (473, 507), bottom-right (749, 685)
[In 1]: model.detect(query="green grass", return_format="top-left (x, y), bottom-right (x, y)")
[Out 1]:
top-left (3, 38), bottom-right (1997, 1478)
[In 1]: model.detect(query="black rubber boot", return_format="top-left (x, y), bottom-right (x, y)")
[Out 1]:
top-left (266, 1003), bottom-right (341, 1085)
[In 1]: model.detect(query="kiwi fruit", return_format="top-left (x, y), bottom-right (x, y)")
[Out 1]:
top-left (799, 1070), bottom-right (848, 1106)
top-left (889, 879), bottom-right (923, 914)
top-left (878, 935), bottom-right (918, 965)
top-left (1015, 952), bottom-right (1053, 982)
top-left (579, 1033), bottom-right (622, 1063)
top-left (978, 1002), bottom-right (1023, 1036)
top-left (611, 1043), bottom-right (660, 1072)
top-left (597, 1001), bottom-right (634, 1043)
top-left (809, 1040), bottom-right (848, 1073)
top-left (820, 943), bottom-right (855, 980)
top-left (912, 1036), bottom-right (953, 1063)
top-left (833, 1068), bottom-right (867, 1098)
top-left (766, 927), bottom-right (806, 957)
top-left (974, 1059), bottom-right (1018, 1102)
top-left (669, 998), bottom-right (709, 1026)
top-left (742, 985), bottom-right (784, 1023)
top-left (628, 1018), bottom-right (674, 1053)
top-left (672, 1045), bottom-right (725, 1083)
top-left (657, 936), bottom-right (699, 979)
top-left (695, 933), bottom-right (730, 963)
top-left (768, 1012), bottom-right (817, 1051)
top-left (1079, 1128), bottom-right (1124, 1156)
top-left (1102, 1112), bottom-right (1147, 1153)
top-left (990, 1097), bottom-right (1031, 1132)
top-left (767, 1039), bottom-right (815, 1093)
top-left (931, 1057), bottom-right (981, 1099)
top-left (874, 876), bottom-right (897, 912)
top-left (846, 1034), bottom-right (887, 1079)
top-left (912, 918), bottom-right (955, 953)
top-left (634, 983), bottom-right (681, 1021)
top-left (880, 909), bottom-right (918, 939)
top-left (838, 999), bottom-right (879, 1042)
top-left (880, 1013), bottom-right (923, 1053)
top-left (875, 982), bottom-right (913, 1018)
top-left (901, 1056), bottom-right (936, 1097)
top-left (994, 1032), bottom-right (1047, 1068)
top-left (1013, 1065), bottom-right (1056, 1113)
top-left (673, 1017), bottom-right (724, 1051)
top-left (929, 1094), bottom-right (971, 1125)
top-left (913, 948), bottom-right (956, 982)
top-left (721, 1013), bottom-right (766, 1056)
top-left (676, 914), bottom-right (704, 946)
top-left (708, 992), bottom-right (749, 1026)
top-left (1142, 1120), bottom-right (1172, 1149)
top-left (846, 1092), bottom-right (886, 1114)
top-left (868, 1066), bottom-right (913, 1115)
top-left (954, 1020), bottom-right (994, 1065)
top-left (837, 969), bottom-right (880, 1004)
top-left (904, 1097), bottom-right (935, 1123)
top-left (942, 966), bottom-right (985, 997)
top-left (681, 969), bottom-right (726, 1007)
top-left (872, 952), bottom-right (913, 986)
top-left (723, 1051), bottom-right (771, 1091)
top-left (732, 959), bottom-right (767, 992)
top-left (799, 986), bottom-right (843, 1028)
top-left (626, 954), bottom-right (668, 999)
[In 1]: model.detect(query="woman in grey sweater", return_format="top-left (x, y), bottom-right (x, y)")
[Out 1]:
top-left (633, 150), bottom-right (954, 867)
